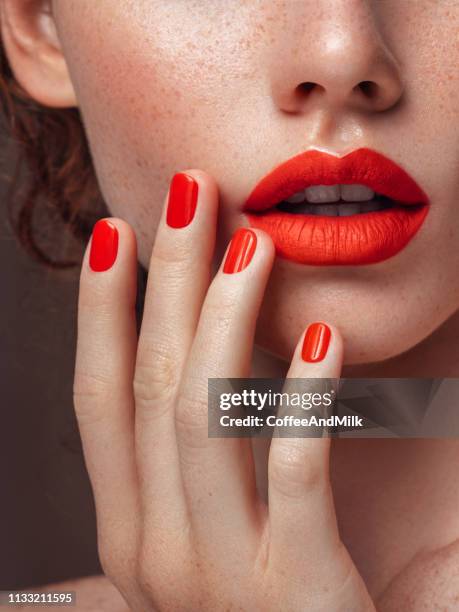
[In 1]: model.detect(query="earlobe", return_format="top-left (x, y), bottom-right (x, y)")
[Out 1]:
top-left (0, 0), bottom-right (77, 108)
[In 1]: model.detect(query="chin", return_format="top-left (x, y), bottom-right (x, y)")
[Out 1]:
top-left (255, 312), bottom-right (424, 367)
top-left (255, 263), bottom-right (453, 367)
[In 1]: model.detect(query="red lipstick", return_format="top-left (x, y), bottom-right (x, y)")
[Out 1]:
top-left (243, 148), bottom-right (429, 265)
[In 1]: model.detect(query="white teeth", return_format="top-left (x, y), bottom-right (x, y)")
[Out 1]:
top-left (289, 183), bottom-right (376, 204)
top-left (280, 182), bottom-right (386, 215)
top-left (338, 204), bottom-right (361, 216)
top-left (285, 190), bottom-right (306, 203)
top-left (304, 184), bottom-right (340, 203)
top-left (340, 184), bottom-right (375, 202)
top-left (314, 204), bottom-right (338, 216)
top-left (282, 198), bottom-right (388, 217)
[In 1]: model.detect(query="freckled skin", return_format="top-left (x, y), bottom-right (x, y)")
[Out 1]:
top-left (53, 0), bottom-right (459, 369)
top-left (376, 537), bottom-right (459, 610)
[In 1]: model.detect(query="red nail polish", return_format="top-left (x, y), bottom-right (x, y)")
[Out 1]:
top-left (89, 219), bottom-right (119, 272)
top-left (302, 322), bottom-right (331, 363)
top-left (223, 228), bottom-right (257, 274)
top-left (166, 172), bottom-right (199, 228)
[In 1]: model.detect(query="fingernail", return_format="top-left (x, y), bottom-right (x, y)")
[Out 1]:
top-left (89, 219), bottom-right (119, 272)
top-left (302, 322), bottom-right (331, 363)
top-left (223, 228), bottom-right (257, 274)
top-left (166, 172), bottom-right (199, 228)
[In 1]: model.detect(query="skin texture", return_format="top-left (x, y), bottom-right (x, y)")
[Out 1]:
top-left (47, 0), bottom-right (459, 366)
top-left (70, 180), bottom-right (376, 611)
top-left (2, 0), bottom-right (459, 610)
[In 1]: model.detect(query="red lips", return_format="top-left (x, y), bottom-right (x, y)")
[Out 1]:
top-left (243, 148), bottom-right (429, 265)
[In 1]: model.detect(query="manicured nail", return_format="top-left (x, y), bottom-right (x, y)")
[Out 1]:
top-left (302, 322), bottom-right (331, 362)
top-left (166, 172), bottom-right (199, 228)
top-left (223, 228), bottom-right (257, 274)
top-left (89, 219), bottom-right (119, 272)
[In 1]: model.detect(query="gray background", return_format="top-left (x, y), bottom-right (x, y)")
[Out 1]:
top-left (0, 126), bottom-right (101, 588)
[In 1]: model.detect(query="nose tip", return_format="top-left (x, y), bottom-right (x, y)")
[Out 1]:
top-left (270, 7), bottom-right (405, 115)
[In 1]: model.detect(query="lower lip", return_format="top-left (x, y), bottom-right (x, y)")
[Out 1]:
top-left (245, 204), bottom-right (429, 265)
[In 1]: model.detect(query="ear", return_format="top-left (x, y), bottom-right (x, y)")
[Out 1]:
top-left (0, 0), bottom-right (77, 107)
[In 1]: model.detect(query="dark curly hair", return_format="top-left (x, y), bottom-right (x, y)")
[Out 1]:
top-left (0, 38), bottom-right (107, 269)
top-left (0, 37), bottom-right (149, 336)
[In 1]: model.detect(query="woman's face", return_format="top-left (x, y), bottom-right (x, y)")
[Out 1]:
top-left (53, 0), bottom-right (459, 364)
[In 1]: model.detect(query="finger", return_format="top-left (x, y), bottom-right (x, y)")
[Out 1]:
top-left (267, 322), bottom-right (345, 572)
top-left (134, 171), bottom-right (218, 532)
top-left (73, 218), bottom-right (139, 576)
top-left (175, 228), bottom-right (275, 552)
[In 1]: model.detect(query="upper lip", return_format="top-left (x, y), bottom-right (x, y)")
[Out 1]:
top-left (243, 147), bottom-right (429, 211)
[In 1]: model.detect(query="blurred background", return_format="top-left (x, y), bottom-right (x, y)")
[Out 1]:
top-left (0, 121), bottom-right (101, 588)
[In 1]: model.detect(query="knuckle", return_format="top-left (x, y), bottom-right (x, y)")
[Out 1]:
top-left (135, 548), bottom-right (171, 604)
top-left (136, 540), bottom-right (194, 607)
top-left (73, 370), bottom-right (113, 425)
top-left (175, 392), bottom-right (209, 452)
top-left (98, 544), bottom-right (128, 587)
top-left (135, 556), bottom-right (156, 599)
top-left (201, 294), bottom-right (238, 335)
top-left (73, 368), bottom-right (111, 397)
top-left (269, 441), bottom-right (325, 500)
top-left (133, 353), bottom-right (178, 413)
top-left (97, 526), bottom-right (138, 594)
top-left (98, 548), bottom-right (116, 581)
top-left (150, 242), bottom-right (194, 270)
top-left (78, 281), bottom-right (117, 314)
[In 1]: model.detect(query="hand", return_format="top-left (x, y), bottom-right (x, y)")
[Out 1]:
top-left (73, 170), bottom-right (375, 611)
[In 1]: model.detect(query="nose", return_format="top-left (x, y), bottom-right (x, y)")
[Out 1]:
top-left (269, 0), bottom-right (404, 114)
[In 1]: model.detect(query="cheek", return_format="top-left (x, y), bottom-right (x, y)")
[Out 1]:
top-left (61, 40), bottom-right (207, 265)
top-left (56, 1), bottom-right (259, 265)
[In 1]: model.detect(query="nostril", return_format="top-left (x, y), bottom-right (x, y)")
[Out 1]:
top-left (297, 81), bottom-right (317, 94)
top-left (356, 80), bottom-right (379, 98)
